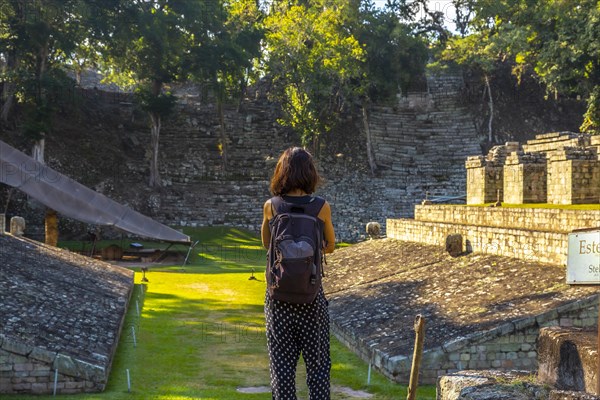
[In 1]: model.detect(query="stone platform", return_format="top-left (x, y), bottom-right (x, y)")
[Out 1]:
top-left (388, 204), bottom-right (600, 265)
top-left (0, 234), bottom-right (134, 395)
top-left (324, 239), bottom-right (598, 384)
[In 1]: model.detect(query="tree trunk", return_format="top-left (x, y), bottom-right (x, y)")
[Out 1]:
top-left (1, 86), bottom-right (15, 122)
top-left (32, 136), bottom-right (46, 164)
top-left (217, 98), bottom-right (228, 171)
top-left (362, 105), bottom-right (377, 176)
top-left (148, 112), bottom-right (162, 187)
top-left (1, 53), bottom-right (18, 122)
top-left (484, 74), bottom-right (494, 143)
top-left (148, 80), bottom-right (163, 187)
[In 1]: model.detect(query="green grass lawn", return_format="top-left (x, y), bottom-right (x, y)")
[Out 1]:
top-left (13, 227), bottom-right (436, 399)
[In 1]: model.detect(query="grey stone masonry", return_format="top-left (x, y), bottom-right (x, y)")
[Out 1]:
top-left (522, 131), bottom-right (589, 153)
top-left (465, 156), bottom-right (503, 204)
top-left (325, 237), bottom-right (599, 385)
top-left (503, 151), bottom-right (547, 204)
top-left (467, 132), bottom-right (600, 206)
top-left (0, 234), bottom-right (134, 394)
top-left (547, 147), bottom-right (600, 205)
top-left (390, 206), bottom-right (600, 264)
top-left (413, 205), bottom-right (600, 234)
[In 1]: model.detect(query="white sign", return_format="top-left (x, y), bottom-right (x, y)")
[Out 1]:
top-left (567, 229), bottom-right (600, 285)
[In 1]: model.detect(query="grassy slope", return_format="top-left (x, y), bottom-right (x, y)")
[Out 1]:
top-left (11, 227), bottom-right (436, 399)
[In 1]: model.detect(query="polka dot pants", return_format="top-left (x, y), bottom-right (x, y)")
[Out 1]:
top-left (265, 289), bottom-right (331, 400)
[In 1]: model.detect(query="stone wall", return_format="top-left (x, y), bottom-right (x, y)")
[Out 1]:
top-left (418, 299), bottom-right (597, 382)
top-left (503, 152), bottom-right (547, 204)
top-left (0, 340), bottom-right (101, 395)
top-left (88, 73), bottom-right (482, 242)
top-left (465, 158), bottom-right (503, 204)
top-left (413, 205), bottom-right (600, 234)
top-left (388, 218), bottom-right (567, 264)
top-left (522, 132), bottom-right (589, 153)
top-left (467, 132), bottom-right (600, 206)
top-left (334, 295), bottom-right (598, 384)
top-left (389, 205), bottom-right (600, 264)
top-left (547, 148), bottom-right (600, 205)
top-left (0, 234), bottom-right (134, 395)
top-left (538, 327), bottom-right (599, 395)
top-left (0, 73), bottom-right (484, 242)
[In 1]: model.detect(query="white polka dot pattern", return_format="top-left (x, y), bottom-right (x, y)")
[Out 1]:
top-left (265, 288), bottom-right (331, 399)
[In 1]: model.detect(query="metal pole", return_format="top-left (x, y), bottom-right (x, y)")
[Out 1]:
top-left (126, 368), bottom-right (131, 392)
top-left (367, 363), bottom-right (371, 385)
top-left (53, 369), bottom-right (58, 396)
top-left (131, 326), bottom-right (137, 348)
top-left (407, 315), bottom-right (425, 400)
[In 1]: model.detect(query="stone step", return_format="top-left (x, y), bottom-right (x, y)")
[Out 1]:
top-left (525, 133), bottom-right (579, 146)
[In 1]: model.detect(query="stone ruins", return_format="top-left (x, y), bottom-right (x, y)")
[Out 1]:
top-left (466, 132), bottom-right (600, 205)
top-left (0, 229), bottom-right (134, 395)
top-left (327, 132), bottom-right (599, 397)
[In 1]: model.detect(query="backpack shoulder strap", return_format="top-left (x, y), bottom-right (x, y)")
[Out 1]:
top-left (270, 196), bottom-right (285, 217)
top-left (304, 196), bottom-right (326, 218)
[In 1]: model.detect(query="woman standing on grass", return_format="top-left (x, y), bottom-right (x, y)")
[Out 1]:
top-left (261, 147), bottom-right (336, 400)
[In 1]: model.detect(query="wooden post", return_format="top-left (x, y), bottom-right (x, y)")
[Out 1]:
top-left (45, 208), bottom-right (58, 247)
top-left (407, 314), bottom-right (425, 400)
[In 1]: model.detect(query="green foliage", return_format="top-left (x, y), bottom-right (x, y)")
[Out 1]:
top-left (263, 0), bottom-right (365, 147)
top-left (0, 0), bottom-right (85, 137)
top-left (441, 0), bottom-right (600, 131)
top-left (581, 86), bottom-right (599, 134)
top-left (356, 6), bottom-right (428, 102)
top-left (134, 84), bottom-right (176, 118)
top-left (192, 0), bottom-right (264, 100)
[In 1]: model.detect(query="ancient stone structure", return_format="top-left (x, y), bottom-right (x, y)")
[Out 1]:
top-left (0, 74), bottom-right (483, 242)
top-left (503, 151), bottom-right (547, 204)
top-left (547, 147), bottom-right (600, 205)
top-left (437, 327), bottom-right (600, 399)
top-left (465, 143), bottom-right (517, 204)
top-left (538, 327), bottom-right (598, 395)
top-left (0, 214), bottom-right (5, 234)
top-left (437, 370), bottom-right (550, 400)
top-left (0, 234), bottom-right (134, 395)
top-left (327, 199), bottom-right (599, 385)
top-left (388, 205), bottom-right (600, 265)
top-left (325, 237), bottom-right (598, 385)
top-left (467, 132), bottom-right (600, 205)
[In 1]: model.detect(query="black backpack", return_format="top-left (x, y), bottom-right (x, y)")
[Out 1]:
top-left (266, 196), bottom-right (326, 304)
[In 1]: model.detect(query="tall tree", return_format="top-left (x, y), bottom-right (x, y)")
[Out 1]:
top-left (442, 0), bottom-right (600, 134)
top-left (263, 0), bottom-right (364, 153)
top-left (102, 0), bottom-right (217, 187)
top-left (354, 2), bottom-right (428, 173)
top-left (0, 0), bottom-right (83, 159)
top-left (190, 0), bottom-right (264, 171)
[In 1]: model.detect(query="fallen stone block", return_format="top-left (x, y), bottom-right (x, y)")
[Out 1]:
top-left (437, 369), bottom-right (549, 400)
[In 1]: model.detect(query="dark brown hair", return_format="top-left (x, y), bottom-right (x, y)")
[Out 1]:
top-left (270, 147), bottom-right (321, 196)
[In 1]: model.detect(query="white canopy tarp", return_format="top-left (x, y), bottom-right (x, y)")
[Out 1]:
top-left (0, 140), bottom-right (190, 243)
